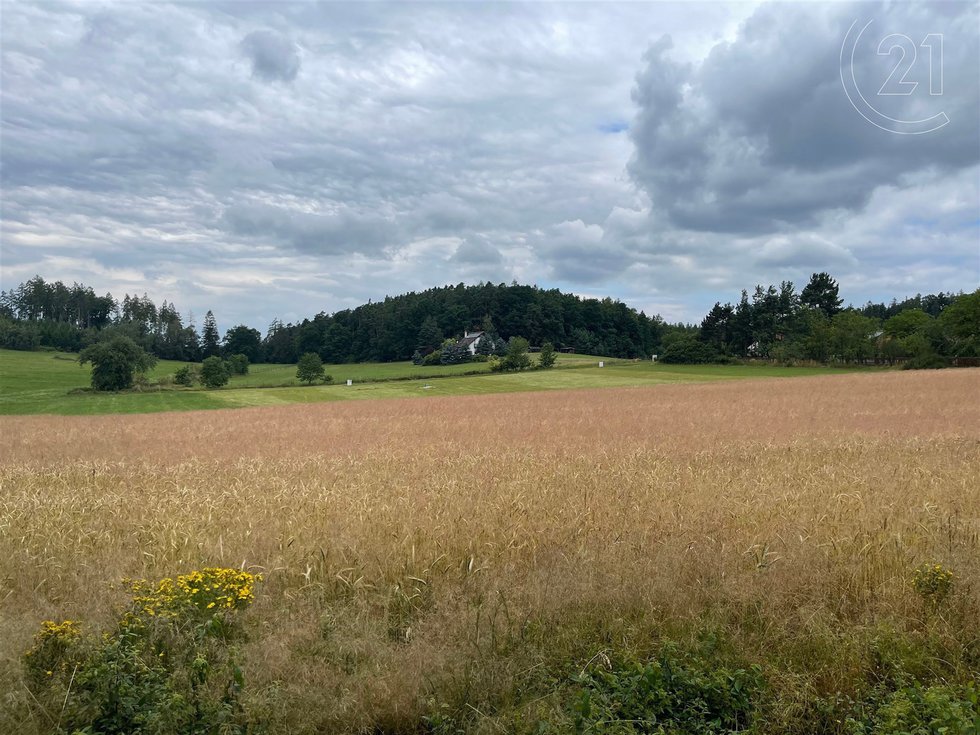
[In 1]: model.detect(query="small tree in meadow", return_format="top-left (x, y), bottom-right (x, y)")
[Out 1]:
top-left (538, 342), bottom-right (557, 369)
top-left (78, 336), bottom-right (157, 391)
top-left (297, 352), bottom-right (325, 384)
top-left (226, 353), bottom-right (249, 375)
top-left (200, 356), bottom-right (230, 389)
top-left (174, 365), bottom-right (198, 387)
top-left (501, 337), bottom-right (532, 371)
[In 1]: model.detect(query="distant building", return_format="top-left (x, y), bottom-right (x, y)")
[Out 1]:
top-left (455, 329), bottom-right (486, 356)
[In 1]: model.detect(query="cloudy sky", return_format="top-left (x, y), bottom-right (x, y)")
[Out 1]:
top-left (1, 1), bottom-right (977, 330)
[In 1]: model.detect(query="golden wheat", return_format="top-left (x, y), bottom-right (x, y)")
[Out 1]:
top-left (1, 370), bottom-right (978, 732)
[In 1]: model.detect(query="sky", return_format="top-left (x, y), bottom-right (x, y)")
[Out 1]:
top-left (1, 1), bottom-right (978, 331)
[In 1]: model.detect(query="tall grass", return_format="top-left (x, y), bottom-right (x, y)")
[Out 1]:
top-left (1, 370), bottom-right (978, 732)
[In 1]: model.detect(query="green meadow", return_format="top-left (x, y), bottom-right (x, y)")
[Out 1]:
top-left (0, 348), bottom-right (864, 416)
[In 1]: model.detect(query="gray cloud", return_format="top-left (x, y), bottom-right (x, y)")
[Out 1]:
top-left (241, 30), bottom-right (300, 82)
top-left (629, 1), bottom-right (980, 234)
top-left (755, 235), bottom-right (858, 270)
top-left (0, 1), bottom-right (976, 331)
top-left (451, 238), bottom-right (503, 266)
top-left (222, 202), bottom-right (395, 255)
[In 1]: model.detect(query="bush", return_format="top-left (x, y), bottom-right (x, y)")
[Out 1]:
top-left (23, 568), bottom-right (261, 734)
top-left (0, 316), bottom-right (40, 350)
top-left (296, 352), bottom-right (325, 384)
top-left (912, 563), bottom-right (955, 604)
top-left (660, 336), bottom-right (720, 364)
top-left (845, 682), bottom-right (978, 734)
top-left (572, 646), bottom-right (764, 734)
top-left (500, 337), bottom-right (532, 371)
top-left (903, 353), bottom-right (948, 370)
top-left (174, 364), bottom-right (198, 387)
top-left (200, 355), bottom-right (230, 389)
top-left (422, 349), bottom-right (443, 366)
top-left (227, 353), bottom-right (250, 375)
top-left (411, 349), bottom-right (424, 365)
top-left (538, 342), bottom-right (557, 369)
top-left (78, 336), bottom-right (157, 391)
top-left (440, 342), bottom-right (470, 365)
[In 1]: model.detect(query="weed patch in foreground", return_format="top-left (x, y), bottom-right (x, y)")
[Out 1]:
top-left (569, 646), bottom-right (764, 734)
top-left (22, 568), bottom-right (260, 734)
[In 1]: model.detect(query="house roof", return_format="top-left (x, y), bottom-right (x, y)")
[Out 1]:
top-left (456, 330), bottom-right (484, 348)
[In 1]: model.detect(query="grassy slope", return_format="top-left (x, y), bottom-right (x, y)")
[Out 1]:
top-left (0, 348), bottom-right (864, 416)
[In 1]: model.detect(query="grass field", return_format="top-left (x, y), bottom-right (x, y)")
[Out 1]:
top-left (0, 348), bottom-right (863, 415)
top-left (1, 369), bottom-right (978, 733)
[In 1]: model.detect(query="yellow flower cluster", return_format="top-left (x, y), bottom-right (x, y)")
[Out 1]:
top-left (23, 620), bottom-right (81, 679)
top-left (912, 562), bottom-right (955, 601)
top-left (128, 568), bottom-right (261, 619)
top-left (34, 619), bottom-right (82, 642)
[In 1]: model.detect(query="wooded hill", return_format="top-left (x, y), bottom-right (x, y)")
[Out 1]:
top-left (2, 274), bottom-right (976, 366)
top-left (0, 279), bottom-right (661, 362)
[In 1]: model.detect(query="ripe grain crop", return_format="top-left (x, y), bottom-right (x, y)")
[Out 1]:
top-left (2, 370), bottom-right (978, 732)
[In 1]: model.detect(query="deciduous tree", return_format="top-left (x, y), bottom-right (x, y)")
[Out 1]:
top-left (78, 336), bottom-right (157, 391)
top-left (200, 355), bottom-right (230, 388)
top-left (296, 352), bottom-right (325, 384)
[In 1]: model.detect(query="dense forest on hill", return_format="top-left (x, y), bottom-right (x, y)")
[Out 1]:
top-left (0, 279), bottom-right (660, 362)
top-left (1, 274), bottom-right (976, 366)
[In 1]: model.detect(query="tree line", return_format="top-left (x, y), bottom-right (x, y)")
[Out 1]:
top-left (1, 273), bottom-right (976, 367)
top-left (1, 277), bottom-right (662, 362)
top-left (659, 273), bottom-right (978, 367)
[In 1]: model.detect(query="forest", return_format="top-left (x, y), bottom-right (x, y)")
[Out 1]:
top-left (1, 274), bottom-right (976, 366)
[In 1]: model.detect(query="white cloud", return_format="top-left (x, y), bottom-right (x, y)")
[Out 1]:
top-left (1, 0), bottom-right (976, 332)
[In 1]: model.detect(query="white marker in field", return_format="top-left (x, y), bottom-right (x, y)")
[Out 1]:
top-left (346, 379), bottom-right (352, 386)
top-left (599, 361), bottom-right (604, 367)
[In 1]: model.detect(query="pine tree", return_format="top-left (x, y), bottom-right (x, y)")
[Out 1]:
top-left (201, 310), bottom-right (220, 358)
top-left (801, 273), bottom-right (843, 318)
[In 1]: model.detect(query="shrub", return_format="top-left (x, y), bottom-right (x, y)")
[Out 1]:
top-left (174, 364), bottom-right (198, 387)
top-left (845, 682), bottom-right (978, 734)
top-left (411, 349), bottom-right (424, 365)
top-left (538, 342), bottom-right (557, 369)
top-left (572, 646), bottom-right (764, 734)
top-left (500, 337), bottom-right (532, 371)
top-left (78, 336), bottom-right (157, 391)
top-left (912, 563), bottom-right (954, 604)
top-left (23, 568), bottom-right (261, 734)
top-left (200, 355), bottom-right (230, 388)
top-left (296, 352), bottom-right (325, 384)
top-left (22, 620), bottom-right (83, 687)
top-left (440, 342), bottom-right (470, 365)
top-left (422, 349), bottom-right (443, 366)
top-left (227, 353), bottom-right (250, 375)
top-left (660, 336), bottom-right (719, 364)
top-left (0, 316), bottom-right (41, 350)
top-left (903, 353), bottom-right (948, 370)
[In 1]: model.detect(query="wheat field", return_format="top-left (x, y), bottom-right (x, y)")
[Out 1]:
top-left (2, 370), bottom-right (979, 732)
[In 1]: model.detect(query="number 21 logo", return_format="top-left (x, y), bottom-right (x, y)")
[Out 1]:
top-left (840, 19), bottom-right (949, 135)
top-left (878, 33), bottom-right (943, 96)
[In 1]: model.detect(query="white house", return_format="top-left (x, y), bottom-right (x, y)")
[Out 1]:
top-left (455, 329), bottom-right (486, 355)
